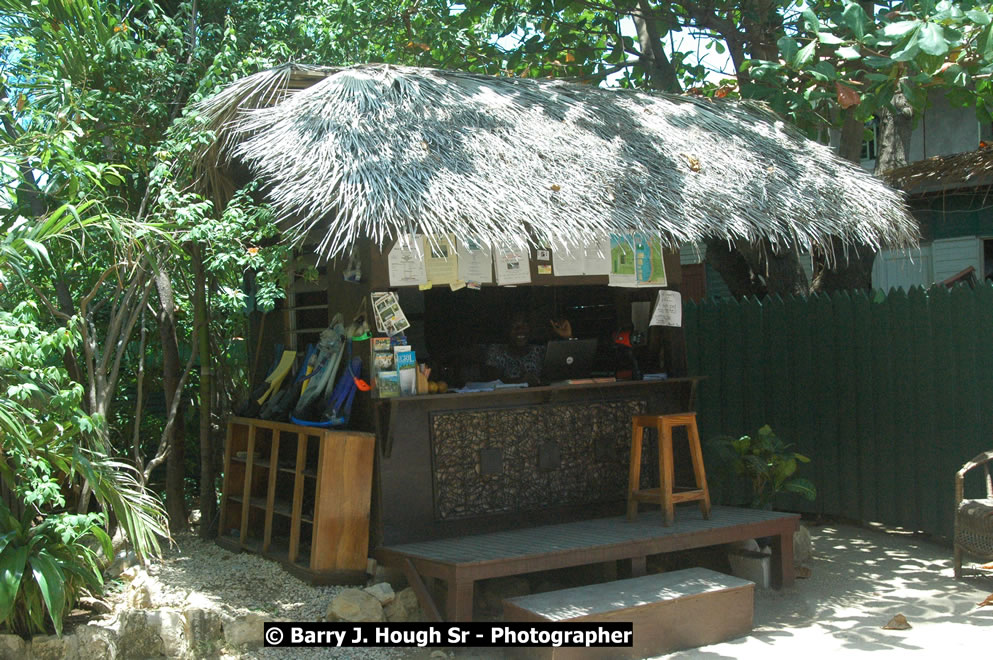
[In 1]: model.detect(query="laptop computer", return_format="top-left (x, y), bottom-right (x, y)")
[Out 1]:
top-left (542, 339), bottom-right (597, 384)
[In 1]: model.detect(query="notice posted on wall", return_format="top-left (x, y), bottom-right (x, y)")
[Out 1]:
top-left (650, 290), bottom-right (682, 327)
top-left (387, 235), bottom-right (428, 287)
top-left (494, 243), bottom-right (531, 286)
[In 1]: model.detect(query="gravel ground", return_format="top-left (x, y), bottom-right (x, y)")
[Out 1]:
top-left (104, 534), bottom-right (410, 659)
top-left (113, 523), bottom-right (993, 659)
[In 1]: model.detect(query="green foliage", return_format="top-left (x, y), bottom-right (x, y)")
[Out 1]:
top-left (0, 503), bottom-right (110, 637)
top-left (0, 303), bottom-right (167, 635)
top-left (709, 425), bottom-right (817, 510)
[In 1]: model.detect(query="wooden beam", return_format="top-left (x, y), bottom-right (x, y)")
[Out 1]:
top-left (402, 558), bottom-right (442, 623)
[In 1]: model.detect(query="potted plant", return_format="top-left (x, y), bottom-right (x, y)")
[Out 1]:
top-left (708, 425), bottom-right (816, 510)
top-left (708, 425), bottom-right (816, 587)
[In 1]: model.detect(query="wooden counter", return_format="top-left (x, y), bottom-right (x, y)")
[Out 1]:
top-left (374, 377), bottom-right (701, 545)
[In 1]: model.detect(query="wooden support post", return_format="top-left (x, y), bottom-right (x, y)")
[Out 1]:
top-left (446, 579), bottom-right (475, 622)
top-left (402, 559), bottom-right (442, 623)
top-left (289, 432), bottom-right (307, 563)
top-left (239, 426), bottom-right (257, 545)
top-left (263, 434), bottom-right (280, 553)
top-left (627, 422), bottom-right (644, 521)
top-left (770, 527), bottom-right (795, 589)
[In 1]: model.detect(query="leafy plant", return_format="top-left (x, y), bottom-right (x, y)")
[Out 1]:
top-left (0, 504), bottom-right (111, 637)
top-left (709, 425), bottom-right (816, 510)
top-left (0, 302), bottom-right (167, 636)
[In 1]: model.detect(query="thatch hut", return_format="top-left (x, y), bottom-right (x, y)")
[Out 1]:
top-left (195, 63), bottom-right (916, 259)
top-left (199, 64), bottom-right (917, 593)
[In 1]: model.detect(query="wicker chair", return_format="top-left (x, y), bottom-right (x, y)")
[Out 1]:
top-left (954, 449), bottom-right (993, 578)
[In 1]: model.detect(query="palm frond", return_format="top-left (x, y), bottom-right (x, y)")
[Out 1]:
top-left (194, 64), bottom-right (918, 262)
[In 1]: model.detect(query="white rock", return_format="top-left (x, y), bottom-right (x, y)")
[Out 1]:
top-left (384, 587), bottom-right (423, 623)
top-left (78, 596), bottom-right (113, 615)
top-left (126, 571), bottom-right (154, 609)
top-left (117, 608), bottom-right (187, 659)
top-left (223, 612), bottom-right (266, 648)
top-left (728, 538), bottom-right (761, 553)
top-left (184, 607), bottom-right (224, 652)
top-left (105, 548), bottom-right (139, 579)
top-left (71, 623), bottom-right (119, 660)
top-left (794, 524), bottom-right (813, 564)
top-left (370, 564), bottom-right (407, 589)
top-left (184, 591), bottom-right (215, 610)
top-left (326, 589), bottom-right (385, 622)
top-left (30, 633), bottom-right (78, 660)
top-left (363, 582), bottom-right (395, 606)
top-left (0, 634), bottom-right (27, 660)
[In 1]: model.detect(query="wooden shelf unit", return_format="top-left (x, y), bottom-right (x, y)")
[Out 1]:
top-left (217, 417), bottom-right (374, 584)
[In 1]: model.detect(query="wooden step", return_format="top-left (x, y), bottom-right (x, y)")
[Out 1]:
top-left (503, 568), bottom-right (754, 659)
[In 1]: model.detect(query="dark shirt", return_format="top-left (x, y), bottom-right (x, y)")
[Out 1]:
top-left (483, 344), bottom-right (545, 383)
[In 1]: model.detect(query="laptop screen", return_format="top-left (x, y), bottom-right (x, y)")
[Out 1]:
top-left (542, 339), bottom-right (597, 384)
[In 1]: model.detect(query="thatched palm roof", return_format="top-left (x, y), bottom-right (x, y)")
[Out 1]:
top-left (195, 63), bottom-right (917, 260)
top-left (884, 147), bottom-right (993, 196)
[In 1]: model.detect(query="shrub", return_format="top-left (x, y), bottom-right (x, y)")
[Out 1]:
top-left (0, 303), bottom-right (166, 636)
top-left (708, 425), bottom-right (816, 510)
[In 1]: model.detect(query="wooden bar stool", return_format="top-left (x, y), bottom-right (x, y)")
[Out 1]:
top-left (627, 412), bottom-right (711, 526)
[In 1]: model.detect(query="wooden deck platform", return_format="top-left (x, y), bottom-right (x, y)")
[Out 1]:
top-left (375, 505), bottom-right (799, 622)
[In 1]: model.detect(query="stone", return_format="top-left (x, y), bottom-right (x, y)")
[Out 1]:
top-left (0, 634), bottom-right (27, 660)
top-left (326, 589), bottom-right (385, 622)
top-left (185, 592), bottom-right (216, 610)
top-left (105, 548), bottom-right (139, 579)
top-left (79, 596), bottom-right (113, 615)
top-left (384, 587), bottom-right (422, 623)
top-left (126, 572), bottom-right (154, 609)
top-left (185, 607), bottom-right (224, 653)
top-left (30, 633), bottom-right (78, 660)
top-left (794, 524), bottom-right (813, 564)
top-left (71, 623), bottom-right (119, 660)
top-left (370, 564), bottom-right (407, 589)
top-left (363, 582), bottom-right (396, 606)
top-left (117, 608), bottom-right (187, 660)
top-left (728, 538), bottom-right (761, 553)
top-left (223, 612), bottom-right (266, 648)
top-left (480, 576), bottom-right (530, 613)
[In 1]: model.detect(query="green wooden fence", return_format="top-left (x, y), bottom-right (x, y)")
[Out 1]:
top-left (683, 284), bottom-right (993, 540)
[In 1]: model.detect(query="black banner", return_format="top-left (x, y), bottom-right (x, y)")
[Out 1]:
top-left (263, 622), bottom-right (634, 648)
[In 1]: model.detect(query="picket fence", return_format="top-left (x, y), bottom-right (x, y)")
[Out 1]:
top-left (683, 284), bottom-right (993, 540)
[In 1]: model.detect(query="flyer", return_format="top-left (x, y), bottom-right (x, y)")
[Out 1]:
top-left (387, 235), bottom-right (427, 287)
top-left (494, 243), bottom-right (532, 286)
top-left (585, 237), bottom-right (611, 276)
top-left (608, 234), bottom-right (637, 287)
top-left (550, 240), bottom-right (585, 277)
top-left (650, 290), bottom-right (682, 327)
top-left (423, 234), bottom-right (458, 285)
top-left (456, 238), bottom-right (494, 284)
top-left (371, 291), bottom-right (410, 336)
top-left (634, 233), bottom-right (667, 286)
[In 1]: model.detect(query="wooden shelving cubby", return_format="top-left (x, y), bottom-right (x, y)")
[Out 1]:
top-left (217, 417), bottom-right (374, 584)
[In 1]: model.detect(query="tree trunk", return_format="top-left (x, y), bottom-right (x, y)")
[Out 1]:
top-left (633, 0), bottom-right (681, 92)
top-left (193, 248), bottom-right (217, 538)
top-left (736, 238), bottom-right (809, 296)
top-left (704, 238), bottom-right (766, 298)
top-left (874, 91), bottom-right (914, 175)
top-left (811, 237), bottom-right (877, 293)
top-left (155, 265), bottom-right (188, 533)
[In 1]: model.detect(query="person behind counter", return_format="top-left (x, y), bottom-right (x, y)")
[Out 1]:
top-left (479, 312), bottom-right (572, 385)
